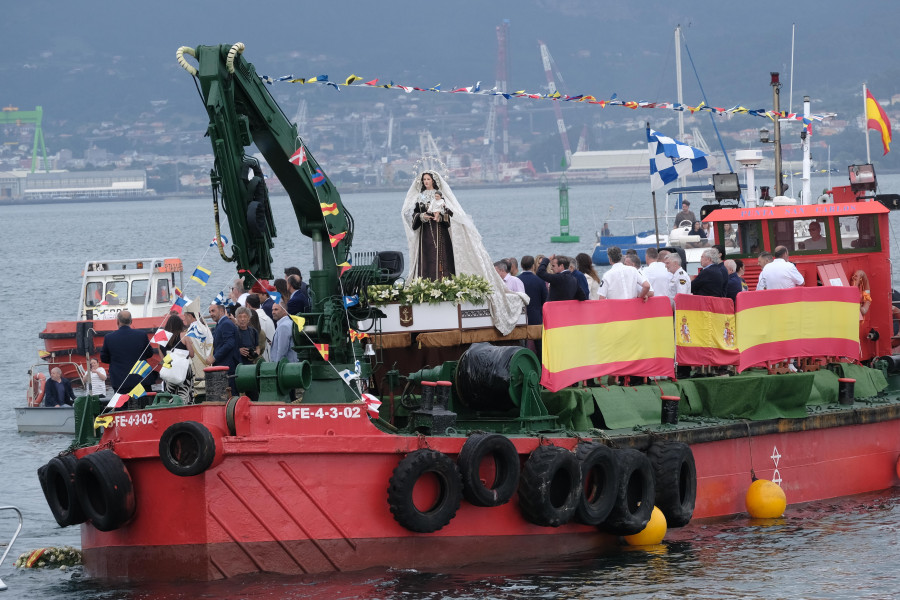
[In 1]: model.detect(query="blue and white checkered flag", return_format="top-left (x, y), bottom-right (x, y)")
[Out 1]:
top-left (647, 127), bottom-right (709, 192)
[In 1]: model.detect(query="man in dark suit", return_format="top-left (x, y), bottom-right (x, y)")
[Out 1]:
top-left (99, 310), bottom-right (154, 394)
top-left (691, 249), bottom-right (728, 297)
top-left (537, 255), bottom-right (585, 302)
top-left (43, 367), bottom-right (76, 407)
top-left (209, 302), bottom-right (242, 394)
top-left (518, 255), bottom-right (548, 325)
top-left (286, 274), bottom-right (311, 315)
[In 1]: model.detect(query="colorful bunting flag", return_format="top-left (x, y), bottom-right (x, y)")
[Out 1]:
top-left (647, 127), bottom-right (710, 192)
top-left (329, 231), bottom-right (347, 247)
top-left (268, 291), bottom-right (282, 305)
top-left (191, 266), bottom-right (211, 286)
top-left (312, 168), bottom-right (327, 187)
top-left (363, 393), bottom-right (382, 419)
top-left (210, 234), bottom-right (230, 248)
top-left (289, 146), bottom-right (307, 165)
top-left (106, 290), bottom-right (118, 298)
top-left (129, 360), bottom-right (152, 377)
top-left (93, 415), bottom-right (115, 430)
top-left (320, 202), bottom-right (339, 216)
top-left (339, 369), bottom-right (359, 384)
top-left (349, 328), bottom-right (369, 342)
top-left (344, 74), bottom-right (362, 85)
top-left (343, 295), bottom-right (360, 308)
top-left (171, 295), bottom-right (191, 314)
top-left (106, 393), bottom-right (130, 409)
top-left (290, 314), bottom-right (306, 329)
top-left (314, 343), bottom-right (329, 361)
top-left (151, 329), bottom-right (173, 346)
top-left (338, 262), bottom-right (352, 277)
top-left (161, 354), bottom-right (173, 369)
top-left (128, 383), bottom-right (146, 398)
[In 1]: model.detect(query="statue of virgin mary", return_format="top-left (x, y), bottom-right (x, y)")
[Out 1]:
top-left (401, 170), bottom-right (527, 335)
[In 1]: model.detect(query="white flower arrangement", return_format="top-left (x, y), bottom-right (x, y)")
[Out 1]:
top-left (367, 274), bottom-right (493, 306)
top-left (15, 545), bottom-right (82, 569)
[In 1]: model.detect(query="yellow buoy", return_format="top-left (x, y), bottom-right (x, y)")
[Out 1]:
top-left (624, 506), bottom-right (667, 546)
top-left (745, 479), bottom-right (786, 518)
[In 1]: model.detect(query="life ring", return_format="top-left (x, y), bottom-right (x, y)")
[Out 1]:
top-left (601, 448), bottom-right (656, 535)
top-left (517, 446), bottom-right (582, 527)
top-left (75, 450), bottom-right (136, 532)
top-left (387, 449), bottom-right (462, 533)
top-left (647, 441), bottom-right (697, 527)
top-left (29, 373), bottom-right (46, 407)
top-left (574, 442), bottom-right (619, 526)
top-left (41, 455), bottom-right (86, 527)
top-left (158, 421), bottom-right (218, 477)
top-left (457, 433), bottom-right (520, 507)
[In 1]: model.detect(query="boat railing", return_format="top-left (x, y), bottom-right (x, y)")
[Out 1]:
top-left (28, 361), bottom-right (88, 406)
top-left (0, 506), bottom-right (23, 591)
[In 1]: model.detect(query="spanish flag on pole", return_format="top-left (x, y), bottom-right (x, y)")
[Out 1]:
top-left (540, 297), bottom-right (674, 392)
top-left (735, 286), bottom-right (859, 372)
top-left (866, 89), bottom-right (892, 155)
top-left (674, 294), bottom-right (739, 366)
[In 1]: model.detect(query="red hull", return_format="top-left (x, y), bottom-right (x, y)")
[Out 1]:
top-left (76, 402), bottom-right (900, 581)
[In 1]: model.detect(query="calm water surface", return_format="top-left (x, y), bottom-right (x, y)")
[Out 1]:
top-left (1, 178), bottom-right (899, 598)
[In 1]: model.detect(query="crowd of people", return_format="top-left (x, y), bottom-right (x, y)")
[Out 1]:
top-left (46, 265), bottom-right (314, 408)
top-left (487, 242), bottom-right (822, 331)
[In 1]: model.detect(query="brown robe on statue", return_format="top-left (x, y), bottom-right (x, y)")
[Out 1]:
top-left (412, 203), bottom-right (455, 280)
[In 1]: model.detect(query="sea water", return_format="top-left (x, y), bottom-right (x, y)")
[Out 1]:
top-left (1, 177), bottom-right (899, 599)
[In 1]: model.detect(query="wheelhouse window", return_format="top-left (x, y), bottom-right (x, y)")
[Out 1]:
top-left (837, 214), bottom-right (880, 253)
top-left (105, 281), bottom-right (129, 305)
top-left (85, 282), bottom-right (103, 307)
top-left (794, 219), bottom-right (830, 253)
top-left (718, 221), bottom-right (761, 257)
top-left (131, 279), bottom-right (149, 305)
top-left (155, 278), bottom-right (171, 304)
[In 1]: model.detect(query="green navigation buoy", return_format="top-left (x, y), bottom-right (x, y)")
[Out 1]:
top-left (550, 174), bottom-right (579, 243)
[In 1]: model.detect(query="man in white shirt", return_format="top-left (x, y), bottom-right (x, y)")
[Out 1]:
top-left (757, 246), bottom-right (804, 290)
top-left (494, 260), bottom-right (525, 293)
top-left (599, 246), bottom-right (651, 300)
top-left (664, 254), bottom-right (692, 301)
top-left (641, 248), bottom-right (670, 300)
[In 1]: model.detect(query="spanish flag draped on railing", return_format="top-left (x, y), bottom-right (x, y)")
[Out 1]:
top-left (541, 297), bottom-right (674, 392)
top-left (674, 294), bottom-right (739, 366)
top-left (735, 286), bottom-right (860, 372)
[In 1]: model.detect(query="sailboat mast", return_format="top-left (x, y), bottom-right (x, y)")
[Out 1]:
top-left (675, 25), bottom-right (684, 143)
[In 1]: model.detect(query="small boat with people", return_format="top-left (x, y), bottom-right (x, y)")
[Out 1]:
top-left (17, 258), bottom-right (184, 434)
top-left (32, 44), bottom-right (900, 583)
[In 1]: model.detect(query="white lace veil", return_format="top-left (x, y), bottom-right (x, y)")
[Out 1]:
top-left (401, 171), bottom-right (526, 335)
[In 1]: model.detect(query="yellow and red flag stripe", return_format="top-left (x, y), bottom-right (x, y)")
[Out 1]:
top-left (736, 286), bottom-right (859, 372)
top-left (674, 294), bottom-right (739, 366)
top-left (866, 89), bottom-right (892, 155)
top-left (541, 297), bottom-right (674, 392)
top-left (320, 202), bottom-right (339, 216)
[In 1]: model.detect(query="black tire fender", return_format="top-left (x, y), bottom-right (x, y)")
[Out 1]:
top-left (601, 448), bottom-right (656, 535)
top-left (574, 442), bottom-right (619, 526)
top-left (647, 441), bottom-right (697, 527)
top-left (42, 455), bottom-right (86, 527)
top-left (457, 433), bottom-right (520, 507)
top-left (388, 449), bottom-right (462, 533)
top-left (517, 446), bottom-right (582, 527)
top-left (75, 450), bottom-right (136, 532)
top-left (159, 421), bottom-right (219, 477)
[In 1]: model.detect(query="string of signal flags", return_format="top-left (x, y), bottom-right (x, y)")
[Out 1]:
top-left (260, 72), bottom-right (836, 130)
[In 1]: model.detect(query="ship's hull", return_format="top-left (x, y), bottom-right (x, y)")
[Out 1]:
top-left (76, 401), bottom-right (900, 581)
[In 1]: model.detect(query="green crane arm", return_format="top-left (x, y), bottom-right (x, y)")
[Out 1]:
top-left (182, 43), bottom-right (352, 305)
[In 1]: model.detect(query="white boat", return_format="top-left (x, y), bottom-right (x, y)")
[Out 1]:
top-left (15, 406), bottom-right (77, 434)
top-left (16, 362), bottom-right (86, 434)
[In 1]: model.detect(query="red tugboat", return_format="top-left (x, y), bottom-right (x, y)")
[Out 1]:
top-left (36, 44), bottom-right (900, 581)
